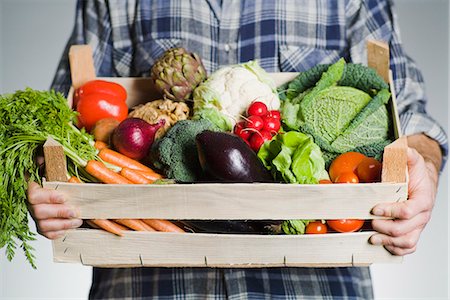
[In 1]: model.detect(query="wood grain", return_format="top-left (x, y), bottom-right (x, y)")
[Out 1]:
top-left (69, 45), bottom-right (96, 89)
top-left (43, 181), bottom-right (407, 220)
top-left (53, 229), bottom-right (402, 267)
top-left (367, 40), bottom-right (390, 83)
top-left (43, 137), bottom-right (67, 182)
top-left (382, 136), bottom-right (408, 183)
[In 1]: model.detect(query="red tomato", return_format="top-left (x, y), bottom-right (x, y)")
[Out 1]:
top-left (319, 179), bottom-right (333, 184)
top-left (327, 219), bottom-right (364, 233)
top-left (247, 101), bottom-right (268, 116)
top-left (335, 172), bottom-right (359, 184)
top-left (73, 80), bottom-right (127, 108)
top-left (76, 93), bottom-right (128, 131)
top-left (356, 157), bottom-right (382, 183)
top-left (329, 152), bottom-right (366, 182)
top-left (305, 221), bottom-right (328, 234)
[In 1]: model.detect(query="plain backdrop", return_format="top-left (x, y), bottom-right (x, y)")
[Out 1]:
top-left (0, 0), bottom-right (448, 299)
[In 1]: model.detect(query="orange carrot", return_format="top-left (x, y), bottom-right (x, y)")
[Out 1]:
top-left (136, 170), bottom-right (163, 182)
top-left (98, 148), bottom-right (161, 175)
top-left (94, 140), bottom-right (109, 150)
top-left (114, 219), bottom-right (156, 231)
top-left (68, 176), bottom-right (82, 183)
top-left (85, 160), bottom-right (132, 184)
top-left (88, 219), bottom-right (127, 236)
top-left (120, 167), bottom-right (153, 184)
top-left (142, 219), bottom-right (185, 233)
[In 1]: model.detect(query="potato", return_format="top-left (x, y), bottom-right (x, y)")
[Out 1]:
top-left (91, 118), bottom-right (120, 143)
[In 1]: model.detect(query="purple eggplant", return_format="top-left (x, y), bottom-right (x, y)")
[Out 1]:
top-left (195, 131), bottom-right (273, 183)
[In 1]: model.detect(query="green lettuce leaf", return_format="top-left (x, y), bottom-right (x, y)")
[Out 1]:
top-left (258, 131), bottom-right (328, 184)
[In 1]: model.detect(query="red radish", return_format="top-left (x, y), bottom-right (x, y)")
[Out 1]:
top-left (246, 115), bottom-right (264, 131)
top-left (267, 110), bottom-right (281, 120)
top-left (262, 115), bottom-right (281, 132)
top-left (249, 130), bottom-right (272, 151)
top-left (112, 118), bottom-right (165, 160)
top-left (247, 101), bottom-right (268, 116)
top-left (234, 121), bottom-right (251, 140)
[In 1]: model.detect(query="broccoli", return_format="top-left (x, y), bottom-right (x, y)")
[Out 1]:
top-left (151, 119), bottom-right (219, 182)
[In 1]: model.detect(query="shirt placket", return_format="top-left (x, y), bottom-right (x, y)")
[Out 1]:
top-left (216, 0), bottom-right (241, 66)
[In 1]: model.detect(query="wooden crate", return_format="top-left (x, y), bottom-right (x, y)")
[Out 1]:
top-left (43, 41), bottom-right (408, 268)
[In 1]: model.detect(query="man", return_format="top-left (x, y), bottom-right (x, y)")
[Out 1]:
top-left (27, 0), bottom-right (447, 298)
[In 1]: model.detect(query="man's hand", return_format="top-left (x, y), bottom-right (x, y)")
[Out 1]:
top-left (27, 181), bottom-right (83, 239)
top-left (370, 134), bottom-right (441, 255)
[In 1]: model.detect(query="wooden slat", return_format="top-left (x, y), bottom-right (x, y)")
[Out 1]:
top-left (53, 229), bottom-right (401, 267)
top-left (389, 70), bottom-right (403, 139)
top-left (43, 137), bottom-right (67, 182)
top-left (382, 136), bottom-right (408, 183)
top-left (43, 181), bottom-right (407, 220)
top-left (367, 40), bottom-right (390, 83)
top-left (69, 45), bottom-right (96, 89)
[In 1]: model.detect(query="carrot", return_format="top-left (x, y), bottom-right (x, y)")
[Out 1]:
top-left (114, 219), bottom-right (156, 231)
top-left (136, 170), bottom-right (163, 182)
top-left (142, 219), bottom-right (185, 233)
top-left (120, 167), bottom-right (153, 184)
top-left (68, 176), bottom-right (82, 183)
top-left (85, 160), bottom-right (132, 184)
top-left (98, 148), bottom-right (161, 175)
top-left (88, 219), bottom-right (127, 236)
top-left (94, 140), bottom-right (109, 150)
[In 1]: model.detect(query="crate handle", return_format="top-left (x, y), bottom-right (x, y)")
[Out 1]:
top-left (43, 137), bottom-right (67, 182)
top-left (69, 45), bottom-right (97, 89)
top-left (367, 40), bottom-right (390, 83)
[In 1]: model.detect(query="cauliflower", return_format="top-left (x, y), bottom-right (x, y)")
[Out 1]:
top-left (193, 61), bottom-right (280, 131)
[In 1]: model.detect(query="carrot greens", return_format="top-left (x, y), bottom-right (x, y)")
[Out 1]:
top-left (0, 88), bottom-right (98, 267)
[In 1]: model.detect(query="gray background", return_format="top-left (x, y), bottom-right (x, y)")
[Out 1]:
top-left (0, 0), bottom-right (448, 299)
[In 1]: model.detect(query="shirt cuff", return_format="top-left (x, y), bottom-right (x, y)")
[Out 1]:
top-left (400, 111), bottom-right (448, 171)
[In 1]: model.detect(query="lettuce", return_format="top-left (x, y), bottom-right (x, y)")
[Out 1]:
top-left (257, 131), bottom-right (329, 184)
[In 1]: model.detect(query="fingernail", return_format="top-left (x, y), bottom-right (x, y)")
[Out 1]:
top-left (371, 235), bottom-right (382, 245)
top-left (68, 210), bottom-right (77, 218)
top-left (56, 195), bottom-right (65, 203)
top-left (72, 219), bottom-right (83, 228)
top-left (372, 207), bottom-right (384, 216)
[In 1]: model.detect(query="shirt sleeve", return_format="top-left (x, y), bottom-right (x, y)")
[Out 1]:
top-left (345, 0), bottom-right (448, 169)
top-left (50, 0), bottom-right (117, 95)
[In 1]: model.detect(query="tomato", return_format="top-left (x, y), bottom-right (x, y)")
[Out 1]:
top-left (319, 179), bottom-right (333, 184)
top-left (76, 93), bottom-right (128, 131)
top-left (335, 172), bottom-right (359, 183)
top-left (329, 152), bottom-right (366, 182)
top-left (247, 101), bottom-right (268, 117)
top-left (73, 80), bottom-right (127, 108)
top-left (356, 157), bottom-right (382, 183)
top-left (305, 221), bottom-right (328, 234)
top-left (327, 219), bottom-right (364, 233)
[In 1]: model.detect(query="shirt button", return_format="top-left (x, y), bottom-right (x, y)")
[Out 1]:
top-left (224, 44), bottom-right (230, 52)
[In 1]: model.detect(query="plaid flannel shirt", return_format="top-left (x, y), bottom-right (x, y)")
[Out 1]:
top-left (51, 0), bottom-right (448, 299)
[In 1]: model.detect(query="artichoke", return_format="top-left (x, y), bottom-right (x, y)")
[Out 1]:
top-left (151, 48), bottom-right (207, 102)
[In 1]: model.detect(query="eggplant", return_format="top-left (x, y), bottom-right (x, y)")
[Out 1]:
top-left (179, 220), bottom-right (279, 234)
top-left (196, 131), bottom-right (273, 183)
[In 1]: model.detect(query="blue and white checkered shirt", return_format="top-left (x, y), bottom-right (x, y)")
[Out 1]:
top-left (52, 0), bottom-right (447, 299)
